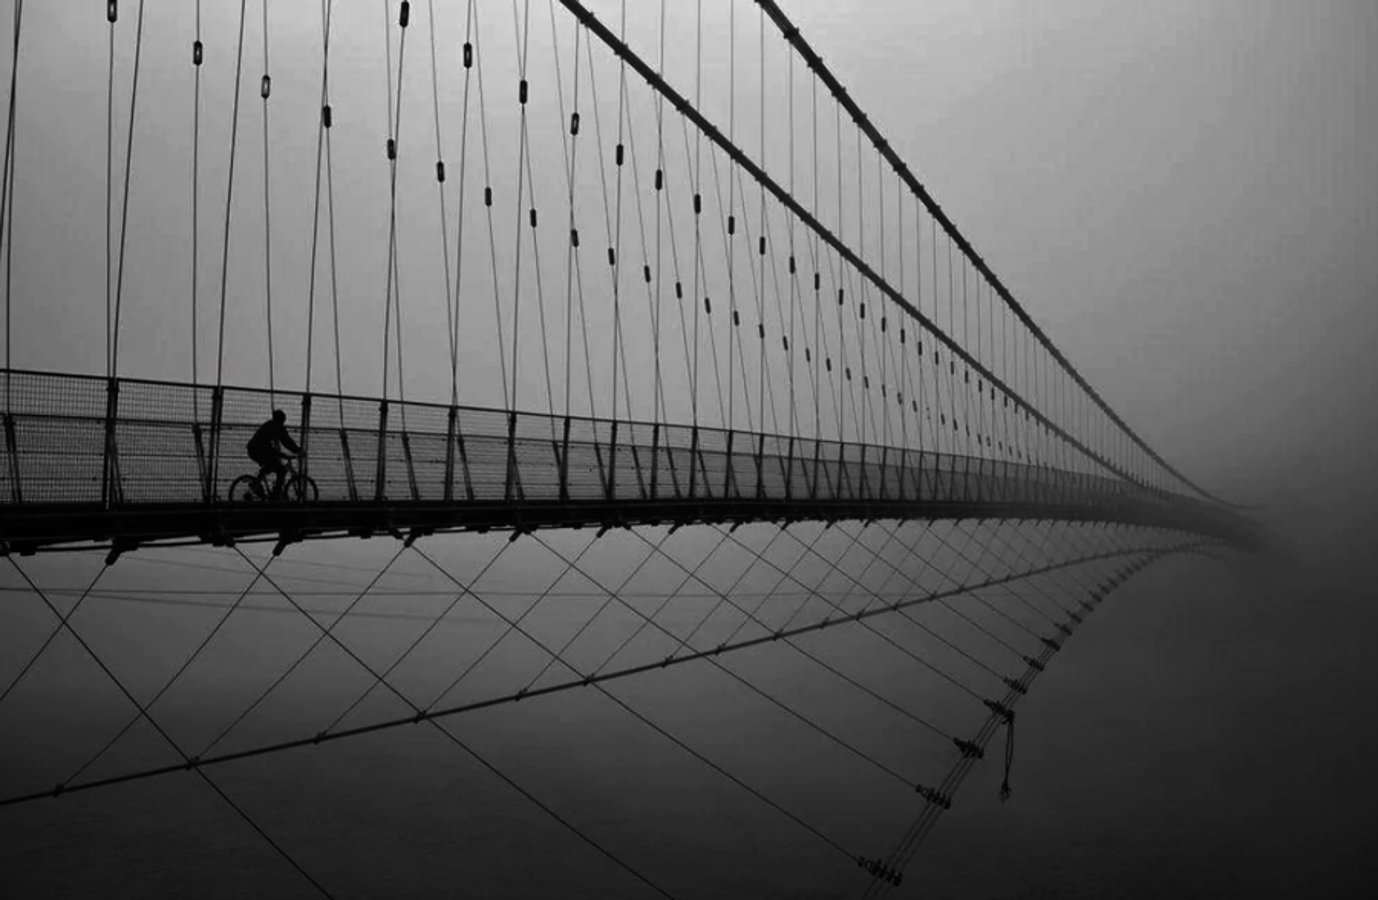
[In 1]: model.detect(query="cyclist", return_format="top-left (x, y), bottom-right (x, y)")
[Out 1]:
top-left (247, 409), bottom-right (302, 499)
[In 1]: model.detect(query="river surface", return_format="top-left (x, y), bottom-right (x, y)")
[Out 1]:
top-left (0, 512), bottom-right (1372, 898)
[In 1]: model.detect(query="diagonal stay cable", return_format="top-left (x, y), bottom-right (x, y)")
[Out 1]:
top-left (7, 557), bottom-right (333, 898)
top-left (198, 543), bottom-right (409, 758)
top-left (233, 541), bottom-right (674, 898)
top-left (320, 540), bottom-right (513, 734)
top-left (722, 523), bottom-right (988, 703)
top-left (388, 536), bottom-right (849, 890)
top-left (410, 536), bottom-right (600, 712)
top-left (0, 545), bottom-right (1169, 808)
top-left (511, 532), bottom-right (939, 794)
top-left (925, 521), bottom-right (1048, 641)
top-left (591, 526), bottom-right (739, 677)
top-left (519, 529), bottom-right (674, 694)
top-left (951, 519), bottom-right (1064, 628)
top-left (0, 562), bottom-right (109, 709)
top-left (872, 520), bottom-right (1035, 658)
top-left (717, 520), bottom-right (837, 646)
top-left (66, 556), bottom-right (277, 784)
top-left (859, 515), bottom-right (1025, 669)
top-left (820, 521), bottom-right (1011, 682)
top-left (500, 536), bottom-right (863, 861)
top-left (624, 527), bottom-right (956, 739)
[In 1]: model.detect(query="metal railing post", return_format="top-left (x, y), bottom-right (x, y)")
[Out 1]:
top-left (374, 400), bottom-right (389, 502)
top-left (444, 406), bottom-right (457, 503)
top-left (810, 438), bottom-right (821, 500)
top-left (604, 419), bottom-right (618, 502)
top-left (784, 435), bottom-right (795, 502)
top-left (559, 415), bottom-right (571, 502)
top-left (207, 386), bottom-right (224, 502)
top-left (3, 413), bottom-right (21, 504)
top-left (650, 422), bottom-right (660, 502)
top-left (401, 432), bottom-right (420, 501)
top-left (723, 430), bottom-right (735, 498)
top-left (504, 410), bottom-right (521, 503)
top-left (102, 377), bottom-right (122, 508)
top-left (298, 394), bottom-right (313, 503)
top-left (339, 429), bottom-right (359, 502)
top-left (687, 424), bottom-right (699, 501)
top-left (754, 432), bottom-right (766, 500)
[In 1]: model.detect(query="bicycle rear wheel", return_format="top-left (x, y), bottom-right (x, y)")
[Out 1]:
top-left (228, 475), bottom-right (262, 503)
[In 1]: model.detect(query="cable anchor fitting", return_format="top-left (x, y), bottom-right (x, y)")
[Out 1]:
top-left (915, 784), bottom-right (952, 809)
top-left (984, 699), bottom-right (1014, 722)
top-left (954, 738), bottom-right (984, 759)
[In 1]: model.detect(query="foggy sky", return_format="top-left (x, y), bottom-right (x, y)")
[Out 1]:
top-left (782, 0), bottom-right (1378, 505)
top-left (4, 1), bottom-right (1374, 503)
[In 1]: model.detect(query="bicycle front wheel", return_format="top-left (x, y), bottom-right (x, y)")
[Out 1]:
top-left (287, 473), bottom-right (319, 503)
top-left (228, 475), bottom-right (261, 503)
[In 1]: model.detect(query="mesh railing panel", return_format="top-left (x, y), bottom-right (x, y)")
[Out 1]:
top-left (0, 371), bottom-right (1192, 530)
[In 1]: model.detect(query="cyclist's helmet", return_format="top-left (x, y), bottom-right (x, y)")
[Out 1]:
top-left (272, 409), bottom-right (286, 424)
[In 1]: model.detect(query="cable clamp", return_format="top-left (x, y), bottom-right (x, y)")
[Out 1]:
top-left (915, 784), bottom-right (952, 809)
top-left (983, 699), bottom-right (1013, 722)
top-left (1001, 676), bottom-right (1027, 695)
top-left (1041, 637), bottom-right (1062, 652)
top-left (184, 756), bottom-right (200, 771)
top-left (953, 738), bottom-right (984, 759)
top-left (855, 856), bottom-right (903, 886)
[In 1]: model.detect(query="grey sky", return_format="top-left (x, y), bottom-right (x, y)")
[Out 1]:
top-left (4, 0), bottom-right (1373, 501)
top-left (782, 0), bottom-right (1377, 501)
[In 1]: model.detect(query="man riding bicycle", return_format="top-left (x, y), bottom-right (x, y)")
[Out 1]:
top-left (247, 409), bottom-right (302, 499)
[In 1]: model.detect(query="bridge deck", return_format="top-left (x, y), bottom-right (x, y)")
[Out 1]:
top-left (0, 370), bottom-right (1243, 552)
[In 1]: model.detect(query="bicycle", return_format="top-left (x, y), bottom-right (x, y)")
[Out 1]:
top-left (228, 455), bottom-right (319, 503)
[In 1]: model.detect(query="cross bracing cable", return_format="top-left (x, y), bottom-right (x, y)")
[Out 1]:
top-left (233, 541), bottom-right (677, 900)
top-left (861, 552), bottom-right (1174, 896)
top-left (63, 556), bottom-right (278, 785)
top-left (6, 556), bottom-right (334, 898)
top-left (721, 524), bottom-right (988, 704)
top-left (0, 543), bottom-right (1173, 808)
top-left (0, 561), bottom-right (108, 709)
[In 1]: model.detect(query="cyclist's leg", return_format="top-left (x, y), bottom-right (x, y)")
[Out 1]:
top-left (271, 456), bottom-right (287, 497)
top-left (248, 446), bottom-right (276, 496)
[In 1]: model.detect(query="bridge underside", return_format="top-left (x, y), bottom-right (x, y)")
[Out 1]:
top-left (1, 495), bottom-right (1230, 557)
top-left (0, 370), bottom-right (1251, 554)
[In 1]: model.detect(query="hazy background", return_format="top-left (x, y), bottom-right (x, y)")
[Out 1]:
top-left (2, 0), bottom-right (1377, 897)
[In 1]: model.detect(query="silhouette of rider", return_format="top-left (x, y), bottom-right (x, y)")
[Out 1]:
top-left (247, 409), bottom-right (302, 499)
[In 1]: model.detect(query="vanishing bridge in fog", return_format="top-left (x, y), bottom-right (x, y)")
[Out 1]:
top-left (0, 2), bottom-right (1255, 897)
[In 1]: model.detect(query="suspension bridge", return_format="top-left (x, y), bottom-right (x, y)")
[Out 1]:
top-left (0, 2), bottom-right (1258, 897)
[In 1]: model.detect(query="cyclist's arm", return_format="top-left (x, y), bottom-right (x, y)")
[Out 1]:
top-left (278, 426), bottom-right (302, 456)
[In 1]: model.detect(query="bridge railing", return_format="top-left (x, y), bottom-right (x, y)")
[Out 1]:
top-left (0, 368), bottom-right (1195, 522)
